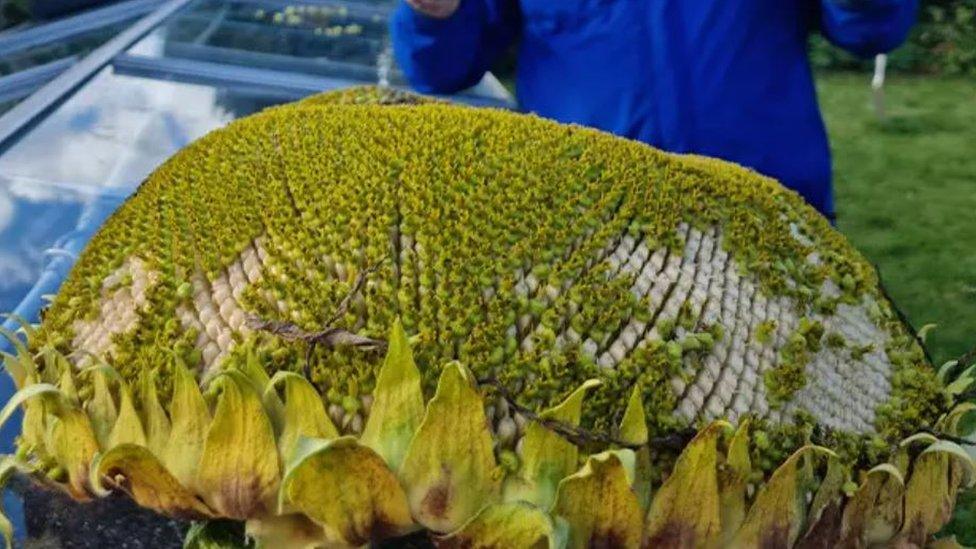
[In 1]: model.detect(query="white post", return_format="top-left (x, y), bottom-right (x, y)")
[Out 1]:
top-left (872, 53), bottom-right (888, 120)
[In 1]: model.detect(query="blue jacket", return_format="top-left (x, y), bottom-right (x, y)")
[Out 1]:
top-left (391, 0), bottom-right (917, 218)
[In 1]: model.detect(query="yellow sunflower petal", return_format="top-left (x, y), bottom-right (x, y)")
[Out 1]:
top-left (618, 385), bottom-right (653, 512)
top-left (40, 347), bottom-right (69, 385)
top-left (18, 375), bottom-right (48, 455)
top-left (280, 436), bottom-right (414, 546)
top-left (241, 348), bottom-right (285, 429)
top-left (163, 357), bottom-right (211, 492)
top-left (45, 406), bottom-right (100, 499)
top-left (718, 419), bottom-right (751, 544)
top-left (93, 444), bottom-right (214, 519)
top-left (139, 370), bottom-right (171, 456)
top-left (731, 445), bottom-right (834, 548)
top-left (0, 382), bottom-right (60, 431)
top-left (85, 368), bottom-right (118, 449)
top-left (197, 371), bottom-right (279, 519)
top-left (928, 536), bottom-right (966, 549)
top-left (438, 501), bottom-right (567, 549)
top-left (839, 463), bottom-right (905, 546)
top-left (58, 367), bottom-right (79, 406)
top-left (267, 371), bottom-right (339, 461)
top-left (796, 456), bottom-right (847, 547)
top-left (106, 382), bottom-right (147, 449)
top-left (551, 450), bottom-right (643, 549)
top-left (503, 379), bottom-right (601, 509)
top-left (645, 421), bottom-right (731, 547)
top-left (0, 326), bottom-right (34, 389)
top-left (619, 384), bottom-right (648, 446)
top-left (899, 441), bottom-right (974, 543)
top-left (400, 362), bottom-right (499, 533)
top-left (245, 514), bottom-right (327, 549)
top-left (360, 318), bottom-right (425, 472)
top-left (941, 402), bottom-right (976, 436)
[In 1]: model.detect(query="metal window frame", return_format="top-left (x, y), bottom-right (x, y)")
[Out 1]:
top-left (0, 0), bottom-right (165, 55)
top-left (0, 56), bottom-right (77, 104)
top-left (0, 0), bottom-right (512, 151)
top-left (112, 53), bottom-right (513, 108)
top-left (0, 0), bottom-right (197, 150)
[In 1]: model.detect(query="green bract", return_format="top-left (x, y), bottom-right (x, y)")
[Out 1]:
top-left (0, 87), bottom-right (967, 548)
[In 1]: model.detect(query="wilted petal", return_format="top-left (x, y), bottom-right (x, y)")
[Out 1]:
top-left (898, 441), bottom-right (974, 544)
top-left (839, 463), bottom-right (905, 546)
top-left (94, 444), bottom-right (214, 519)
top-left (437, 502), bottom-right (566, 549)
top-left (198, 371), bottom-right (279, 519)
top-left (718, 420), bottom-right (751, 545)
top-left (503, 379), bottom-right (601, 509)
top-left (731, 446), bottom-right (834, 548)
top-left (551, 451), bottom-right (643, 549)
top-left (361, 319), bottom-right (425, 472)
top-left (244, 514), bottom-right (327, 549)
top-left (645, 421), bottom-right (730, 547)
top-left (401, 362), bottom-right (499, 533)
top-left (281, 436), bottom-right (414, 546)
top-left (928, 536), bottom-right (967, 549)
top-left (796, 457), bottom-right (847, 548)
top-left (940, 402), bottom-right (976, 437)
top-left (46, 407), bottom-right (100, 499)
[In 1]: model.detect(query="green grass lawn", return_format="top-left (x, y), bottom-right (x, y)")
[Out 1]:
top-left (818, 72), bottom-right (976, 365)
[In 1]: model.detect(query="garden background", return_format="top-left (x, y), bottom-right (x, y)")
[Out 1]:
top-left (811, 0), bottom-right (974, 367)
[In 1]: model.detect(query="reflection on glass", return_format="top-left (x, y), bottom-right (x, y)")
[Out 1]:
top-left (128, 0), bottom-right (402, 84)
top-left (0, 66), bottom-right (290, 191)
top-left (0, 20), bottom-right (133, 76)
top-left (0, 180), bottom-right (86, 311)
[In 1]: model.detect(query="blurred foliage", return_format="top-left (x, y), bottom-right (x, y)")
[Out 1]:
top-left (0, 0), bottom-right (31, 31)
top-left (811, 0), bottom-right (976, 75)
top-left (820, 73), bottom-right (976, 365)
top-left (944, 488), bottom-right (976, 544)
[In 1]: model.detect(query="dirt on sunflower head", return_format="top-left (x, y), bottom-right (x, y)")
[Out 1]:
top-left (0, 86), bottom-right (970, 549)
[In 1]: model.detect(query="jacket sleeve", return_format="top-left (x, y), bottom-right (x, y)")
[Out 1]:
top-left (390, 0), bottom-right (520, 94)
top-left (818, 0), bottom-right (918, 57)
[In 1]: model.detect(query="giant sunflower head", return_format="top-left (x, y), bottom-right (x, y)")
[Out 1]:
top-left (1, 86), bottom-right (973, 548)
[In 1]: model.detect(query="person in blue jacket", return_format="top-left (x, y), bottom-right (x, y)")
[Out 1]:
top-left (391, 0), bottom-right (917, 220)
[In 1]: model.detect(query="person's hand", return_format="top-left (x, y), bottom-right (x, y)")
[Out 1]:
top-left (406, 0), bottom-right (460, 19)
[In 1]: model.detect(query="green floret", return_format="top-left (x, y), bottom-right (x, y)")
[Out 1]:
top-left (29, 87), bottom-right (940, 448)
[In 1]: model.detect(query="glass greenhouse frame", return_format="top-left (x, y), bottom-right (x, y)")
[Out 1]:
top-left (0, 0), bottom-right (512, 539)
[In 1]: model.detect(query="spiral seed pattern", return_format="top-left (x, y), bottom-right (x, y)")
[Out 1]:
top-left (35, 94), bottom-right (940, 441)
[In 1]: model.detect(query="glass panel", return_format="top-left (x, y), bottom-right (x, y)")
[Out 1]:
top-left (0, 100), bottom-right (17, 116)
top-left (128, 0), bottom-right (403, 84)
top-left (0, 180), bottom-right (88, 311)
top-left (0, 66), bottom-right (294, 192)
top-left (0, 20), bottom-right (132, 76)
